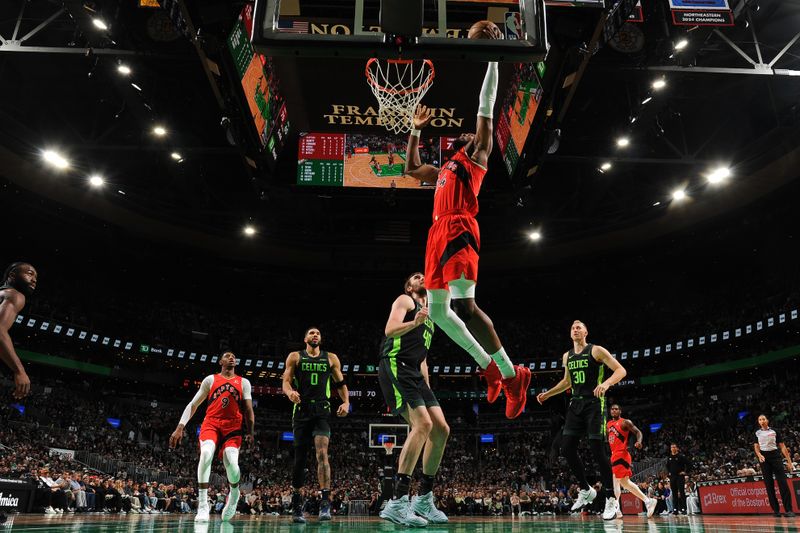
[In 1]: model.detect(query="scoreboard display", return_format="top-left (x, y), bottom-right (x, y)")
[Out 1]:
top-left (297, 132), bottom-right (442, 189)
top-left (496, 62), bottom-right (545, 176)
top-left (227, 5), bottom-right (289, 160)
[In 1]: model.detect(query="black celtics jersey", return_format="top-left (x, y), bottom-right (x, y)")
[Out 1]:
top-left (294, 350), bottom-right (332, 402)
top-left (380, 299), bottom-right (434, 369)
top-left (566, 343), bottom-right (604, 397)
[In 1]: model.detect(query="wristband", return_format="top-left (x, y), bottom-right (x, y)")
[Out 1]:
top-left (410, 129), bottom-right (421, 138)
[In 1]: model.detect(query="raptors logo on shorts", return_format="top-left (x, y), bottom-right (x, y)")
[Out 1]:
top-left (425, 147), bottom-right (487, 290)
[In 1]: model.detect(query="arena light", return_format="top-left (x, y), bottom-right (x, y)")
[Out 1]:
top-left (707, 166), bottom-right (731, 184)
top-left (652, 79), bottom-right (667, 90)
top-left (42, 149), bottom-right (69, 169)
top-left (243, 225), bottom-right (257, 236)
top-left (641, 97), bottom-right (652, 105)
top-left (598, 162), bottom-right (612, 173)
top-left (630, 116), bottom-right (638, 124)
top-left (616, 136), bottom-right (630, 148)
top-left (117, 64), bottom-right (131, 75)
top-left (131, 83), bottom-right (143, 92)
top-left (88, 175), bottom-right (105, 188)
top-left (528, 230), bottom-right (542, 241)
top-left (672, 188), bottom-right (687, 201)
top-left (92, 18), bottom-right (108, 30)
top-left (674, 39), bottom-right (689, 51)
top-left (152, 125), bottom-right (167, 136)
top-left (170, 152), bottom-right (183, 161)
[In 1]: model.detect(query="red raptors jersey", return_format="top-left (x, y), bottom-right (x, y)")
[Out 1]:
top-left (432, 148), bottom-right (487, 220)
top-left (205, 374), bottom-right (244, 424)
top-left (607, 418), bottom-right (630, 456)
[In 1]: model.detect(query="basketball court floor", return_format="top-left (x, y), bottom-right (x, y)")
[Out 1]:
top-left (1, 515), bottom-right (798, 533)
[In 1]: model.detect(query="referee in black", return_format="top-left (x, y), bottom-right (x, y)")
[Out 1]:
top-left (754, 414), bottom-right (796, 517)
top-left (667, 443), bottom-right (690, 514)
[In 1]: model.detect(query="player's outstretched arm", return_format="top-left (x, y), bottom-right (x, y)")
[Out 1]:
top-left (282, 352), bottom-right (301, 404)
top-left (0, 291), bottom-right (30, 399)
top-left (472, 62), bottom-right (498, 168)
top-left (170, 375), bottom-right (213, 448)
top-left (242, 378), bottom-right (255, 446)
top-left (329, 353), bottom-right (350, 417)
top-left (592, 345), bottom-right (627, 398)
top-left (622, 419), bottom-right (644, 449)
top-left (404, 105), bottom-right (439, 184)
top-left (537, 353), bottom-right (571, 404)
top-left (384, 294), bottom-right (425, 338)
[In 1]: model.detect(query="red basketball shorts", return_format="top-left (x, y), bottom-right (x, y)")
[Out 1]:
top-left (424, 214), bottom-right (481, 291)
top-left (611, 451), bottom-right (633, 479)
top-left (199, 418), bottom-right (243, 458)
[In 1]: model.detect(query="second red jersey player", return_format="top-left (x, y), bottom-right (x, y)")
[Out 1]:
top-left (607, 416), bottom-right (633, 479)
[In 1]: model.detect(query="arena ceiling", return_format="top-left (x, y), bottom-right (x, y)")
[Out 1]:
top-left (1, 0), bottom-right (799, 272)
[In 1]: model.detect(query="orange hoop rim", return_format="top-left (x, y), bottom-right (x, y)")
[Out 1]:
top-left (365, 58), bottom-right (435, 96)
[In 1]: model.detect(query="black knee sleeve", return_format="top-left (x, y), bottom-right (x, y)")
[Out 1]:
top-left (292, 448), bottom-right (307, 489)
top-left (452, 299), bottom-right (475, 322)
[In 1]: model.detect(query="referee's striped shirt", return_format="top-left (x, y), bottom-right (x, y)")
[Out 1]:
top-left (755, 427), bottom-right (782, 452)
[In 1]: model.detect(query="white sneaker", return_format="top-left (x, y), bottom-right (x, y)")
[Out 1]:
top-left (55, 508), bottom-right (64, 514)
top-left (411, 492), bottom-right (448, 523)
top-left (195, 504), bottom-right (210, 522)
top-left (645, 497), bottom-right (657, 518)
top-left (571, 487), bottom-right (597, 511)
top-left (603, 497), bottom-right (619, 520)
top-left (379, 495), bottom-right (428, 527)
top-left (44, 506), bottom-right (57, 515)
top-left (616, 509), bottom-right (623, 519)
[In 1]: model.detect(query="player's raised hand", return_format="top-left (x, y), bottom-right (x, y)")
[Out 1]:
top-left (287, 390), bottom-right (301, 404)
top-left (413, 306), bottom-right (429, 326)
top-left (413, 105), bottom-right (433, 129)
top-left (337, 402), bottom-right (350, 417)
top-left (169, 426), bottom-right (184, 449)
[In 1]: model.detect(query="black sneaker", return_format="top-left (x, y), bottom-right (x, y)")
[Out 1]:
top-left (774, 512), bottom-right (782, 517)
top-left (785, 512), bottom-right (796, 517)
top-left (293, 508), bottom-right (307, 524)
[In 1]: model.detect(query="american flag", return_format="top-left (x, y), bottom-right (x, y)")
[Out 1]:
top-left (277, 20), bottom-right (309, 33)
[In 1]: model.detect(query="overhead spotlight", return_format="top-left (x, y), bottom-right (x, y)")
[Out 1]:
top-left (131, 83), bottom-right (142, 92)
top-left (600, 162), bottom-right (612, 171)
top-left (641, 97), bottom-right (652, 105)
top-left (42, 149), bottom-right (69, 170)
top-left (170, 152), bottom-right (182, 161)
top-left (117, 64), bottom-right (131, 75)
top-left (528, 230), bottom-right (542, 242)
top-left (92, 18), bottom-right (108, 30)
top-left (707, 167), bottom-right (731, 184)
top-left (674, 39), bottom-right (689, 51)
top-left (653, 201), bottom-right (661, 207)
top-left (153, 126), bottom-right (167, 136)
top-left (652, 79), bottom-right (667, 90)
top-left (243, 225), bottom-right (257, 236)
top-left (616, 137), bottom-right (630, 148)
top-left (672, 188), bottom-right (686, 201)
top-left (88, 175), bottom-right (105, 188)
top-left (630, 116), bottom-right (638, 124)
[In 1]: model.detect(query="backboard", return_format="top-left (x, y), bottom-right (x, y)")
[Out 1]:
top-left (251, 0), bottom-right (548, 62)
top-left (368, 423), bottom-right (410, 449)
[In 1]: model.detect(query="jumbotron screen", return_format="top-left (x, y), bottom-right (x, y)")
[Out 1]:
top-left (496, 62), bottom-right (546, 176)
top-left (297, 132), bottom-right (456, 188)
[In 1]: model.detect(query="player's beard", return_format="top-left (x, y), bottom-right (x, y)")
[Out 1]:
top-left (453, 137), bottom-right (471, 150)
top-left (307, 341), bottom-right (320, 348)
top-left (9, 278), bottom-right (34, 297)
top-left (416, 287), bottom-right (427, 297)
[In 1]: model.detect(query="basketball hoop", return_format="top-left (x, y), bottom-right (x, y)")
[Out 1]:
top-left (366, 58), bottom-right (435, 134)
top-left (382, 440), bottom-right (396, 456)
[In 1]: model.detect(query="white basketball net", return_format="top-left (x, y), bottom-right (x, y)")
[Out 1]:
top-left (366, 58), bottom-right (435, 134)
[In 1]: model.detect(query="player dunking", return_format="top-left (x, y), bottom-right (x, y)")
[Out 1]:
top-left (607, 404), bottom-right (657, 518)
top-left (378, 272), bottom-right (449, 527)
top-left (404, 62), bottom-right (531, 419)
top-left (537, 320), bottom-right (628, 520)
top-left (282, 327), bottom-right (349, 523)
top-left (0, 262), bottom-right (36, 400)
top-left (170, 351), bottom-right (254, 522)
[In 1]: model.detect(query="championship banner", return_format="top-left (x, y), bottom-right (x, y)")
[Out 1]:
top-left (698, 476), bottom-right (800, 514)
top-left (48, 447), bottom-right (76, 460)
top-left (669, 0), bottom-right (733, 26)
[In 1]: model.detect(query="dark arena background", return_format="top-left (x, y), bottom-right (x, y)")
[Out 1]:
top-left (1, 0), bottom-right (800, 532)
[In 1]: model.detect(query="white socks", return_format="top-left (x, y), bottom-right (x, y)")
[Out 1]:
top-left (490, 347), bottom-right (515, 379)
top-left (198, 488), bottom-right (208, 509)
top-left (427, 289), bottom-right (491, 368)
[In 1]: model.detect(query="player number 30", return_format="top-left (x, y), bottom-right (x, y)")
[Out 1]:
top-left (572, 370), bottom-right (585, 384)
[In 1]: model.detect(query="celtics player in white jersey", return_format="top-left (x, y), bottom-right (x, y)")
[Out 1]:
top-left (537, 320), bottom-right (628, 520)
top-left (378, 272), bottom-right (449, 527)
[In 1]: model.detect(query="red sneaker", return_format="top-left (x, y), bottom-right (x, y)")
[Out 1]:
top-left (503, 365), bottom-right (532, 419)
top-left (481, 361), bottom-right (503, 403)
